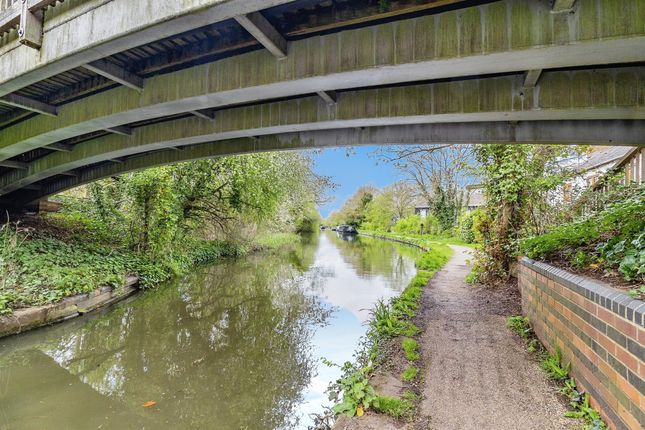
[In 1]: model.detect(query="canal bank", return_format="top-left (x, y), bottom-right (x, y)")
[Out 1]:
top-left (0, 232), bottom-right (424, 429)
top-left (332, 240), bottom-right (583, 430)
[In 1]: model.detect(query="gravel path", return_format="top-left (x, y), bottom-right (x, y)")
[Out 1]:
top-left (418, 246), bottom-right (579, 430)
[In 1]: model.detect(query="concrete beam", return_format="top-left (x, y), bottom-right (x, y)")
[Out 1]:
top-left (234, 12), bottom-right (287, 58)
top-left (3, 65), bottom-right (645, 164)
top-left (189, 110), bottom-right (216, 122)
top-left (0, 0), bottom-right (295, 96)
top-left (523, 69), bottom-right (542, 89)
top-left (18, 1), bottom-right (43, 50)
top-left (83, 60), bottom-right (143, 91)
top-left (317, 91), bottom-right (337, 105)
top-left (3, 24), bottom-right (645, 164)
top-left (0, 160), bottom-right (28, 170)
top-left (0, 0), bottom-right (56, 35)
top-left (0, 93), bottom-right (57, 116)
top-left (46, 142), bottom-right (71, 152)
top-left (552, 0), bottom-right (577, 12)
top-left (4, 120), bottom-right (645, 204)
top-left (103, 126), bottom-right (132, 136)
top-left (1, 90), bottom-right (644, 197)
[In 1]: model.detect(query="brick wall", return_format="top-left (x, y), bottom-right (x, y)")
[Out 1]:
top-left (518, 258), bottom-right (645, 430)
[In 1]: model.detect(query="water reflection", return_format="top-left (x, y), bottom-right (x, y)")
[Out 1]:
top-left (0, 232), bottom-right (421, 430)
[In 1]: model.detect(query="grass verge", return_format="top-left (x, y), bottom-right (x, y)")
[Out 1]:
top-left (507, 316), bottom-right (608, 430)
top-left (324, 235), bottom-right (453, 422)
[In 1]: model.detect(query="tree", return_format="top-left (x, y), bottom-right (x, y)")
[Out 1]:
top-left (375, 145), bottom-right (471, 231)
top-left (363, 188), bottom-right (395, 232)
top-left (389, 180), bottom-right (416, 220)
top-left (87, 152), bottom-right (330, 259)
top-left (327, 186), bottom-right (378, 227)
top-left (471, 144), bottom-right (580, 283)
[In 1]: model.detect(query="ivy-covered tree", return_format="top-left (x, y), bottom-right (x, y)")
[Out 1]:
top-left (471, 144), bottom-right (579, 282)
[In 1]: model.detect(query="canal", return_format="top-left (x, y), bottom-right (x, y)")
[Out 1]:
top-left (0, 232), bottom-right (422, 430)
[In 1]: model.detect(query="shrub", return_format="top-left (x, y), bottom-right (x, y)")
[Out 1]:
top-left (456, 210), bottom-right (475, 243)
top-left (392, 214), bottom-right (423, 235)
top-left (521, 190), bottom-right (645, 283)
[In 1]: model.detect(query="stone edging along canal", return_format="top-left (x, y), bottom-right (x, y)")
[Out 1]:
top-left (357, 231), bottom-right (429, 252)
top-left (0, 276), bottom-right (140, 339)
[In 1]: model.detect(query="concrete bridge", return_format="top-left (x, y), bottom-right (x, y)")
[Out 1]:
top-left (0, 0), bottom-right (644, 208)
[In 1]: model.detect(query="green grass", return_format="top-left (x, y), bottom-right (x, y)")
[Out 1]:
top-left (359, 230), bottom-right (480, 249)
top-left (373, 395), bottom-right (414, 418)
top-left (401, 366), bottom-right (419, 382)
top-left (402, 338), bottom-right (420, 361)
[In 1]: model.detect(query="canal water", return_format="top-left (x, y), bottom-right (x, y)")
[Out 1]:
top-left (0, 232), bottom-right (422, 430)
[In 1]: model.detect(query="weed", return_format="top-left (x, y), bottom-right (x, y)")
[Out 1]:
top-left (541, 349), bottom-right (570, 382)
top-left (402, 338), bottom-right (420, 362)
top-left (506, 315), bottom-right (607, 429)
top-left (373, 395), bottom-right (414, 418)
top-left (323, 359), bottom-right (378, 418)
top-left (401, 366), bottom-right (419, 382)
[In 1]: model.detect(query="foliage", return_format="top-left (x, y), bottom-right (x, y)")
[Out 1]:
top-left (507, 315), bottom-right (607, 430)
top-left (0, 153), bottom-right (330, 313)
top-left (362, 188), bottom-right (396, 232)
top-left (294, 204), bottom-right (321, 233)
top-left (401, 338), bottom-right (420, 362)
top-left (521, 189), bottom-right (645, 283)
top-left (541, 349), bottom-right (570, 382)
top-left (375, 144), bottom-right (471, 232)
top-left (392, 214), bottom-right (423, 235)
top-left (401, 366), bottom-right (419, 382)
top-left (0, 217), bottom-right (243, 314)
top-left (456, 209), bottom-right (476, 243)
top-left (372, 395), bottom-right (414, 418)
top-left (470, 144), bottom-right (581, 283)
top-left (326, 186), bottom-right (376, 227)
top-left (324, 359), bottom-right (379, 418)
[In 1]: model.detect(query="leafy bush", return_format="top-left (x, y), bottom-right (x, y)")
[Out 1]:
top-left (0, 222), bottom-right (240, 314)
top-left (456, 210), bottom-right (475, 243)
top-left (392, 215), bottom-right (423, 235)
top-left (324, 360), bottom-right (379, 418)
top-left (521, 190), bottom-right (645, 283)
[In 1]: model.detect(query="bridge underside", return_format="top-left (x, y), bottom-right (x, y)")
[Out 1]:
top-left (0, 0), bottom-right (643, 208)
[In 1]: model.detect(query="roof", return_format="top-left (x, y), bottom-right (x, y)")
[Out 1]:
top-left (467, 189), bottom-right (486, 208)
top-left (577, 146), bottom-right (635, 172)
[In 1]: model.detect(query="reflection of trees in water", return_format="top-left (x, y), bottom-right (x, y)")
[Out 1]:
top-left (38, 251), bottom-right (331, 429)
top-left (326, 233), bottom-right (421, 287)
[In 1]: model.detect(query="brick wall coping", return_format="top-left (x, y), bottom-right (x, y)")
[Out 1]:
top-left (520, 257), bottom-right (645, 328)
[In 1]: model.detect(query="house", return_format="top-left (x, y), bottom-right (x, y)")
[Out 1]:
top-left (465, 185), bottom-right (486, 211)
top-left (574, 146), bottom-right (636, 189)
top-left (414, 205), bottom-right (431, 219)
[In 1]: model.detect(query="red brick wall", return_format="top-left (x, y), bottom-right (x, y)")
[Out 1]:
top-left (518, 258), bottom-right (645, 430)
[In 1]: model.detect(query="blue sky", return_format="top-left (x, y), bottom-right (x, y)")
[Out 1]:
top-left (311, 146), bottom-right (403, 218)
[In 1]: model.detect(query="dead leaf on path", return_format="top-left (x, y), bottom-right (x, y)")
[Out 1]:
top-left (356, 406), bottom-right (364, 417)
top-left (143, 400), bottom-right (157, 408)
